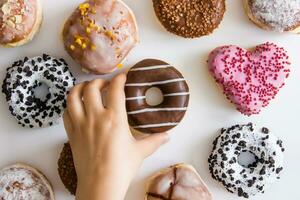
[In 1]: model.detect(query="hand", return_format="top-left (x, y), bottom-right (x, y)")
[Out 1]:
top-left (63, 73), bottom-right (169, 200)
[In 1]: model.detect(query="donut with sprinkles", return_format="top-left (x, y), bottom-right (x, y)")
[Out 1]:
top-left (125, 59), bottom-right (189, 134)
top-left (208, 123), bottom-right (285, 198)
top-left (2, 54), bottom-right (76, 128)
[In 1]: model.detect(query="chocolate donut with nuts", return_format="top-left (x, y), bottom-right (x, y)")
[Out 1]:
top-left (152, 0), bottom-right (226, 38)
top-left (63, 0), bottom-right (139, 74)
top-left (145, 164), bottom-right (212, 200)
top-left (125, 59), bottom-right (190, 134)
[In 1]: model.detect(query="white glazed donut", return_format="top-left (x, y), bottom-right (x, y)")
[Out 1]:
top-left (0, 163), bottom-right (55, 200)
top-left (2, 54), bottom-right (76, 128)
top-left (208, 123), bottom-right (285, 198)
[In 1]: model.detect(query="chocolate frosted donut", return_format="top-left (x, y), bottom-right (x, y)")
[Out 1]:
top-left (125, 59), bottom-right (189, 134)
top-left (63, 0), bottom-right (139, 74)
top-left (0, 163), bottom-right (54, 200)
top-left (145, 164), bottom-right (212, 200)
top-left (0, 0), bottom-right (43, 47)
top-left (244, 0), bottom-right (300, 33)
top-left (152, 0), bottom-right (226, 38)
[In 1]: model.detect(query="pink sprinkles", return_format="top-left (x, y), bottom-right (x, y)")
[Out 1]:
top-left (208, 42), bottom-right (290, 115)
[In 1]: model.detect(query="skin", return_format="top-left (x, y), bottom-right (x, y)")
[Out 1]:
top-left (63, 73), bottom-right (170, 200)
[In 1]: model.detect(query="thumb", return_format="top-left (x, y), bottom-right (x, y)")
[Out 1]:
top-left (137, 132), bottom-right (170, 158)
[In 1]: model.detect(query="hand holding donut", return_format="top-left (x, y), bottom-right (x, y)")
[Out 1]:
top-left (63, 74), bottom-right (169, 200)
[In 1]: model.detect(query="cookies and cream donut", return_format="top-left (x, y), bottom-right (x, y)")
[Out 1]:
top-left (0, 0), bottom-right (43, 47)
top-left (152, 0), bottom-right (226, 38)
top-left (208, 123), bottom-right (285, 198)
top-left (0, 163), bottom-right (54, 200)
top-left (145, 164), bottom-right (212, 200)
top-left (244, 0), bottom-right (300, 33)
top-left (63, 0), bottom-right (139, 74)
top-left (2, 54), bottom-right (76, 128)
top-left (125, 59), bottom-right (190, 134)
top-left (208, 42), bottom-right (290, 116)
top-left (58, 142), bottom-right (77, 195)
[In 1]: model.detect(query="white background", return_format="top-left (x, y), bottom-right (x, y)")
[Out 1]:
top-left (0, 0), bottom-right (299, 199)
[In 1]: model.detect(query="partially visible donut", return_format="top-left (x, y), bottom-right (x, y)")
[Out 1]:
top-left (145, 164), bottom-right (212, 200)
top-left (58, 142), bottom-right (77, 195)
top-left (0, 163), bottom-right (54, 200)
top-left (125, 59), bottom-right (190, 134)
top-left (208, 123), bottom-right (285, 198)
top-left (244, 0), bottom-right (300, 33)
top-left (2, 54), bottom-right (76, 128)
top-left (152, 0), bottom-right (226, 38)
top-left (0, 0), bottom-right (43, 47)
top-left (63, 0), bottom-right (139, 74)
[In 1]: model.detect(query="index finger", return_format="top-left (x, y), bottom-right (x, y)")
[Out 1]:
top-left (106, 73), bottom-right (127, 112)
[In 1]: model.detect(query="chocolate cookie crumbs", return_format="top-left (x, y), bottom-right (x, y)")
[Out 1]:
top-left (208, 123), bottom-right (285, 198)
top-left (152, 0), bottom-right (226, 38)
top-left (58, 143), bottom-right (77, 195)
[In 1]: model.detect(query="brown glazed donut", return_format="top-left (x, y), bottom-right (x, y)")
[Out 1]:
top-left (0, 0), bottom-right (43, 47)
top-left (145, 164), bottom-right (212, 200)
top-left (62, 0), bottom-right (139, 74)
top-left (125, 59), bottom-right (189, 134)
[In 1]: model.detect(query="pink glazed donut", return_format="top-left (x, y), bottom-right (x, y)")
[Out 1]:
top-left (63, 0), bottom-right (139, 74)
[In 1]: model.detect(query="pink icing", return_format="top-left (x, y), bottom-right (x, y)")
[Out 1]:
top-left (208, 42), bottom-right (290, 115)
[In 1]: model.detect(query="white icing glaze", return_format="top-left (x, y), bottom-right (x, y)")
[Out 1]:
top-left (130, 64), bottom-right (172, 71)
top-left (132, 122), bottom-right (179, 129)
top-left (0, 164), bottom-right (53, 200)
top-left (127, 107), bottom-right (187, 115)
top-left (250, 0), bottom-right (300, 31)
top-left (125, 78), bottom-right (186, 87)
top-left (126, 92), bottom-right (189, 101)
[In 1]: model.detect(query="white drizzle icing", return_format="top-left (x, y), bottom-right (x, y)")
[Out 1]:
top-left (126, 92), bottom-right (189, 101)
top-left (250, 0), bottom-right (300, 31)
top-left (127, 107), bottom-right (187, 115)
top-left (125, 78), bottom-right (185, 87)
top-left (130, 64), bottom-right (172, 71)
top-left (132, 122), bottom-right (179, 128)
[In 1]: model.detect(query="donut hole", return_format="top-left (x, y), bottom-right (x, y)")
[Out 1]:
top-left (33, 82), bottom-right (50, 102)
top-left (238, 150), bottom-right (258, 168)
top-left (145, 87), bottom-right (164, 106)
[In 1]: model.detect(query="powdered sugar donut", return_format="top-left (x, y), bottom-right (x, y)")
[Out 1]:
top-left (208, 123), bottom-right (285, 198)
top-left (244, 0), bottom-right (300, 33)
top-left (63, 0), bottom-right (139, 74)
top-left (0, 163), bottom-right (54, 200)
top-left (208, 42), bottom-right (290, 116)
top-left (2, 54), bottom-right (76, 128)
top-left (0, 0), bottom-right (43, 47)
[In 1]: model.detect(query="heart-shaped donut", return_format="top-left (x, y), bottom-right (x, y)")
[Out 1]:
top-left (208, 42), bottom-right (290, 115)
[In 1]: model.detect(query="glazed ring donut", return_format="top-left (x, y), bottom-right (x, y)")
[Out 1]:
top-left (0, 163), bottom-right (54, 200)
top-left (0, 0), bottom-right (43, 47)
top-left (63, 0), bottom-right (139, 74)
top-left (2, 54), bottom-right (76, 128)
top-left (208, 123), bottom-right (285, 198)
top-left (244, 0), bottom-right (300, 33)
top-left (152, 0), bottom-right (226, 38)
top-left (125, 59), bottom-right (189, 134)
top-left (145, 164), bottom-right (212, 200)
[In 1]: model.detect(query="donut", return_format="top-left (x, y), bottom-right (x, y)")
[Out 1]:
top-left (0, 163), bottom-right (54, 200)
top-left (152, 0), bottom-right (226, 38)
top-left (208, 123), bottom-right (285, 198)
top-left (125, 59), bottom-right (189, 134)
top-left (145, 164), bottom-right (212, 200)
top-left (58, 142), bottom-right (77, 195)
top-left (2, 54), bottom-right (76, 128)
top-left (208, 42), bottom-right (290, 116)
top-left (62, 0), bottom-right (139, 74)
top-left (0, 0), bottom-right (43, 47)
top-left (244, 0), bottom-right (300, 33)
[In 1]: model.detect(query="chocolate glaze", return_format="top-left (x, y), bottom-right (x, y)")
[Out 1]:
top-left (146, 164), bottom-right (212, 200)
top-left (125, 59), bottom-right (189, 134)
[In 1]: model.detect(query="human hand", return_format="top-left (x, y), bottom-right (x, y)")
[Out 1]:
top-left (63, 73), bottom-right (169, 200)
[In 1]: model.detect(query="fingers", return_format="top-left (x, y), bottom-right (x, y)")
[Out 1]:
top-left (66, 82), bottom-right (86, 121)
top-left (63, 109), bottom-right (74, 139)
top-left (83, 79), bottom-right (107, 114)
top-left (137, 132), bottom-right (170, 158)
top-left (107, 73), bottom-right (127, 112)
